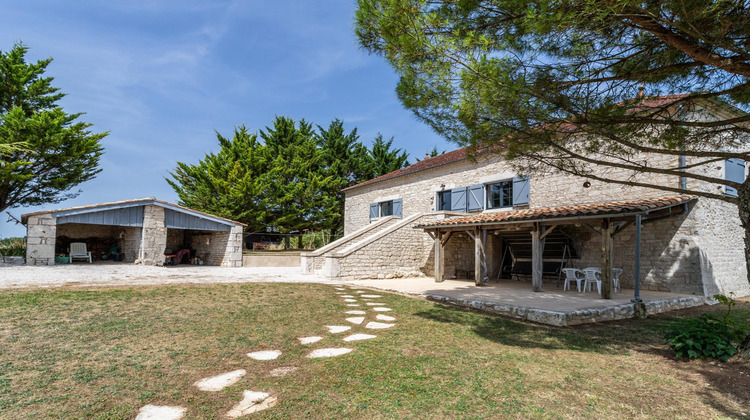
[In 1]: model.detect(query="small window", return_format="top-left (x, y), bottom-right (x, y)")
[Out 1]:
top-left (369, 198), bottom-right (402, 220)
top-left (380, 200), bottom-right (394, 217)
top-left (487, 181), bottom-right (513, 209)
top-left (437, 191), bottom-right (452, 211)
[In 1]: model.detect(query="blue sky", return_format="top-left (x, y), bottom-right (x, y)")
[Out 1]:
top-left (0, 0), bottom-right (452, 237)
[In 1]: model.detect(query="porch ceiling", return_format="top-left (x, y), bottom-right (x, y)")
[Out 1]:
top-left (417, 195), bottom-right (695, 230)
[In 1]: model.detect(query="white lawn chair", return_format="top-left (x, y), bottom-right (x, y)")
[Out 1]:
top-left (612, 268), bottom-right (623, 293)
top-left (583, 267), bottom-right (622, 295)
top-left (582, 267), bottom-right (601, 294)
top-left (562, 268), bottom-right (585, 292)
top-left (69, 242), bottom-right (92, 263)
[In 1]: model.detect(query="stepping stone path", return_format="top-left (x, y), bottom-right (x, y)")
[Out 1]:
top-left (298, 336), bottom-right (323, 345)
top-left (139, 285), bottom-right (399, 417)
top-left (325, 325), bottom-right (351, 333)
top-left (269, 366), bottom-right (298, 377)
top-left (306, 348), bottom-right (353, 358)
top-left (193, 369), bottom-right (246, 392)
top-left (343, 333), bottom-right (377, 342)
top-left (365, 321), bottom-right (396, 329)
top-left (247, 350), bottom-right (282, 360)
top-left (345, 317), bottom-right (365, 325)
top-left (136, 405), bottom-right (186, 420)
top-left (226, 391), bottom-right (278, 418)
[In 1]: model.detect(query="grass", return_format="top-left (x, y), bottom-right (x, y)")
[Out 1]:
top-left (0, 283), bottom-right (748, 419)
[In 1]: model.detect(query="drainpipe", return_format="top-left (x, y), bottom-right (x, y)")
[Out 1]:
top-left (632, 214), bottom-right (642, 303)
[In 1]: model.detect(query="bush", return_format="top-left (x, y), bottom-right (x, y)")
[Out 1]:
top-left (664, 294), bottom-right (749, 362)
top-left (0, 237), bottom-right (26, 257)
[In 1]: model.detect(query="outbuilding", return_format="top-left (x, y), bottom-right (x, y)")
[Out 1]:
top-left (22, 198), bottom-right (245, 267)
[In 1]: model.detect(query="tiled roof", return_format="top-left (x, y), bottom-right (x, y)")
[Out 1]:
top-left (344, 94), bottom-right (697, 193)
top-left (417, 195), bottom-right (695, 229)
top-left (21, 197), bottom-right (246, 226)
top-left (342, 147), bottom-right (476, 192)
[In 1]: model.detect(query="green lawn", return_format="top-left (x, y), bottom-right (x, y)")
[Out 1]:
top-left (0, 283), bottom-right (748, 419)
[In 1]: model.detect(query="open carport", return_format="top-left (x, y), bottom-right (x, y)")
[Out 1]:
top-left (22, 198), bottom-right (245, 267)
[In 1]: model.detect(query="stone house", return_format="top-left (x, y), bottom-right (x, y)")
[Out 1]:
top-left (22, 198), bottom-right (244, 267)
top-left (303, 103), bottom-right (750, 300)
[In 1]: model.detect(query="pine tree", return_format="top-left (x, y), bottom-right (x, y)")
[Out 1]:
top-left (367, 134), bottom-right (409, 178)
top-left (0, 42), bottom-right (106, 212)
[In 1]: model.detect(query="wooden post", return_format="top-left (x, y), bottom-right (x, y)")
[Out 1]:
top-left (601, 218), bottom-right (614, 299)
top-left (531, 224), bottom-right (544, 292)
top-left (434, 230), bottom-right (444, 283)
top-left (474, 227), bottom-right (485, 286)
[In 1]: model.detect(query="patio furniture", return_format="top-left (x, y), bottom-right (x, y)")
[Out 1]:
top-left (164, 248), bottom-right (176, 266)
top-left (69, 242), bottom-right (92, 263)
top-left (583, 267), bottom-right (623, 295)
top-left (612, 268), bottom-right (622, 293)
top-left (562, 268), bottom-right (585, 292)
top-left (582, 267), bottom-right (602, 294)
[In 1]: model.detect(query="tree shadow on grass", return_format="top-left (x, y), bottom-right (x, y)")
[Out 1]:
top-left (414, 303), bottom-right (666, 356)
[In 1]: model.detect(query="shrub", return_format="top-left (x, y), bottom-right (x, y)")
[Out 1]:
top-left (664, 294), bottom-right (749, 362)
top-left (0, 237), bottom-right (26, 257)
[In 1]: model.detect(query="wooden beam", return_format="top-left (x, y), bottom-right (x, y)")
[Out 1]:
top-left (531, 224), bottom-right (544, 292)
top-left (474, 227), bottom-right (485, 286)
top-left (611, 220), bottom-right (633, 238)
top-left (601, 218), bottom-right (614, 299)
top-left (441, 231), bottom-right (453, 246)
top-left (434, 230), bottom-right (444, 283)
top-left (465, 230), bottom-right (475, 240)
top-left (426, 231), bottom-right (435, 240)
top-left (540, 224), bottom-right (558, 239)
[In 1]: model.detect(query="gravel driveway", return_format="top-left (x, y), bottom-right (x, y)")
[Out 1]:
top-left (0, 263), bottom-right (333, 289)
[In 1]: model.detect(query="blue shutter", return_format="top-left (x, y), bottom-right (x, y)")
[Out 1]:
top-left (369, 203), bottom-right (379, 219)
top-left (451, 187), bottom-right (467, 212)
top-left (512, 176), bottom-right (530, 206)
top-left (393, 198), bottom-right (403, 217)
top-left (725, 159), bottom-right (745, 196)
top-left (467, 184), bottom-right (483, 211)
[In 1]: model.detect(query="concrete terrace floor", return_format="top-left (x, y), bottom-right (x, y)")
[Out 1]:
top-left (346, 277), bottom-right (695, 311)
top-left (346, 277), bottom-right (709, 325)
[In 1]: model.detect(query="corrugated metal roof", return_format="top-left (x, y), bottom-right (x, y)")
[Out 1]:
top-left (417, 195), bottom-right (695, 229)
top-left (21, 197), bottom-right (246, 227)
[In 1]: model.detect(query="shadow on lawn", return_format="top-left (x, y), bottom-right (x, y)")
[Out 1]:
top-left (414, 303), bottom-right (665, 355)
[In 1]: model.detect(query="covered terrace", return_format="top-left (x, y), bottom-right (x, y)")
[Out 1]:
top-left (416, 195), bottom-right (698, 302)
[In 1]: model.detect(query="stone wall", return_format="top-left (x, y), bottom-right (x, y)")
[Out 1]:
top-left (343, 148), bottom-right (749, 297)
top-left (325, 214), bottom-right (438, 279)
top-left (120, 227), bottom-right (141, 263)
top-left (188, 226), bottom-right (243, 267)
top-left (137, 205), bottom-right (167, 266)
top-left (25, 214), bottom-right (56, 265)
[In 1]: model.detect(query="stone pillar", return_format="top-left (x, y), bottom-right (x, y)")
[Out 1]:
top-left (136, 205), bottom-right (167, 266)
top-left (25, 214), bottom-right (56, 265)
top-left (221, 225), bottom-right (244, 267)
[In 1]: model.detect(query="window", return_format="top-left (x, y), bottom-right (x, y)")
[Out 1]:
top-left (380, 200), bottom-right (394, 217)
top-left (369, 199), bottom-right (402, 220)
top-left (437, 190), bottom-right (451, 211)
top-left (487, 181), bottom-right (513, 209)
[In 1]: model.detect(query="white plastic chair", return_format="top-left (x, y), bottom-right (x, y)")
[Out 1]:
top-left (69, 242), bottom-right (92, 263)
top-left (561, 268), bottom-right (584, 292)
top-left (582, 267), bottom-right (601, 294)
top-left (612, 268), bottom-right (623, 293)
